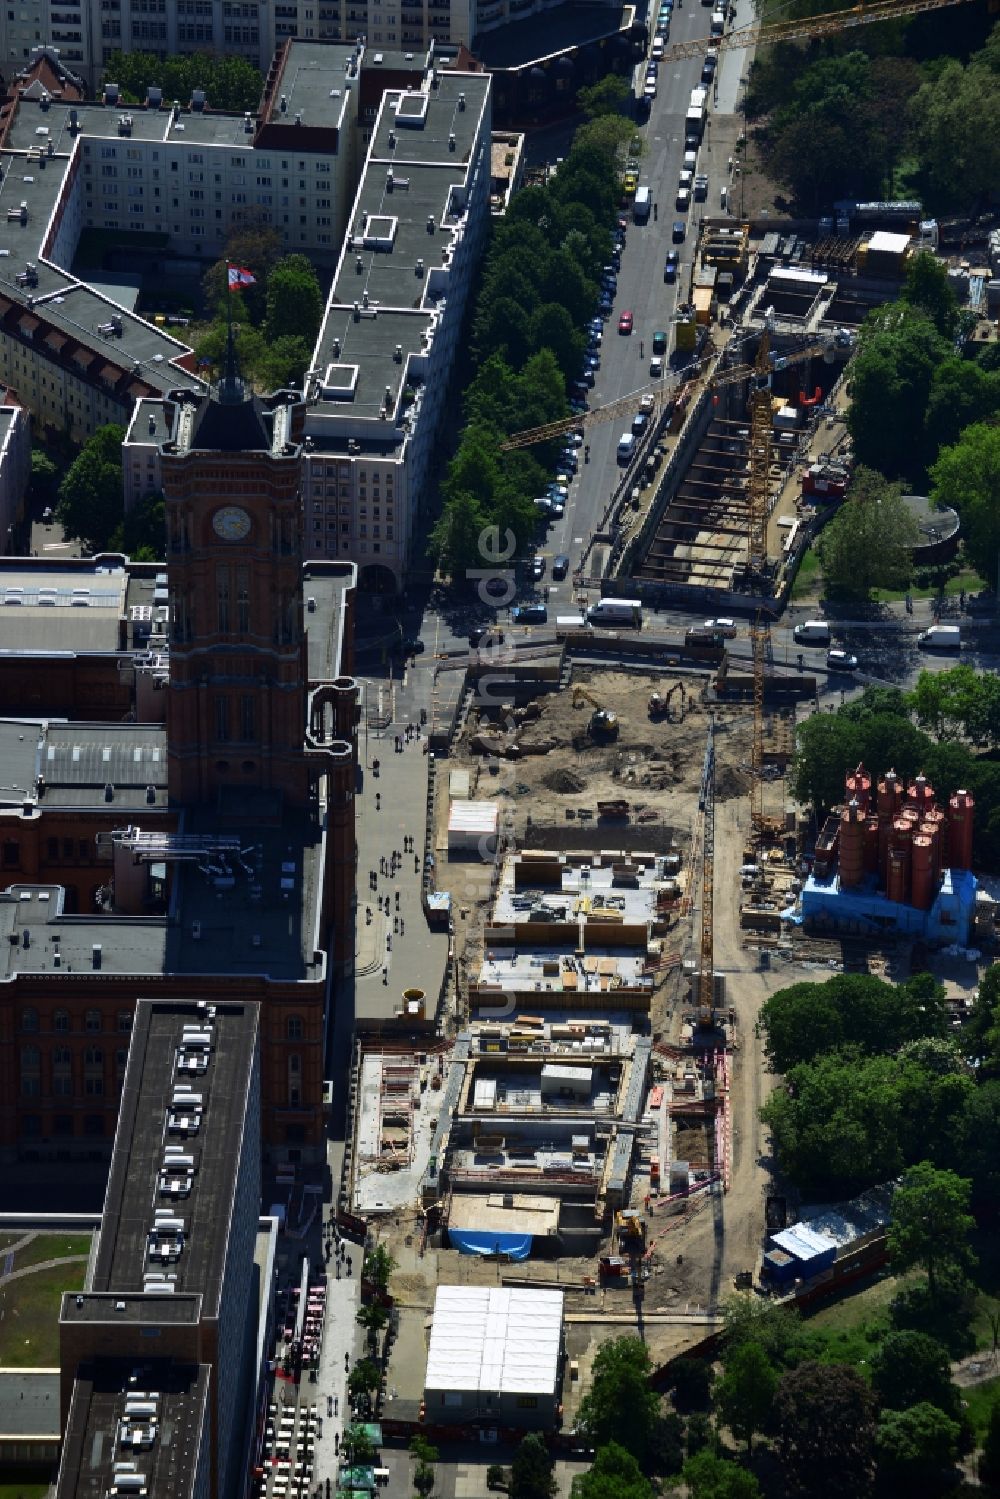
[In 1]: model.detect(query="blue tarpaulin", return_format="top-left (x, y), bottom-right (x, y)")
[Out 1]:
top-left (447, 1229), bottom-right (533, 1260)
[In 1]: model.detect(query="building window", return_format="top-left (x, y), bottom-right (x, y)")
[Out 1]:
top-left (54, 1009), bottom-right (70, 1033)
top-left (117, 1010), bottom-right (132, 1033)
top-left (217, 566), bottom-right (230, 632)
top-left (215, 696), bottom-right (230, 742)
top-left (237, 565), bottom-right (249, 632)
top-left (287, 1014), bottom-right (303, 1041)
top-left (2, 840), bottom-right (18, 867)
top-left (84, 1047), bottom-right (103, 1096)
top-left (20, 1044), bottom-right (40, 1097)
top-left (85, 1009), bottom-right (101, 1032)
top-left (20, 1007), bottom-right (38, 1032)
top-left (53, 1046), bottom-right (72, 1097)
top-left (54, 1114), bottom-right (74, 1137)
top-left (84, 1115), bottom-right (104, 1137)
top-left (240, 695), bottom-right (256, 742)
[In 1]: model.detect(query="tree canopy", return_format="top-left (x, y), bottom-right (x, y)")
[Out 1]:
top-left (774, 1362), bottom-right (876, 1497)
top-left (847, 305), bottom-right (949, 480)
top-left (102, 50), bottom-right (263, 113)
top-left (931, 422), bottom-right (1000, 584)
top-left (679, 1450), bottom-right (762, 1499)
top-left (887, 1161), bottom-right (977, 1298)
top-left (571, 1444), bottom-right (652, 1499)
top-left (264, 254), bottom-right (323, 349)
top-left (815, 466), bottom-right (918, 598)
top-left (869, 1329), bottom-right (962, 1418)
top-left (509, 1434), bottom-right (555, 1499)
top-left (875, 1402), bottom-right (962, 1494)
top-left (757, 972), bottom-right (948, 1074)
top-left (714, 1341), bottom-right (777, 1454)
top-left (576, 1338), bottom-right (659, 1468)
top-left (55, 424), bottom-right (126, 553)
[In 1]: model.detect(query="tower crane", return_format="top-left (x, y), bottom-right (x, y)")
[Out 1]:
top-left (500, 334), bottom-right (849, 452)
top-left (660, 0), bottom-right (971, 66)
top-left (696, 719), bottom-right (716, 1030)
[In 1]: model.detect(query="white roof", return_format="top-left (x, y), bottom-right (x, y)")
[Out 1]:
top-left (448, 800), bottom-right (498, 835)
top-left (868, 230), bottom-right (911, 254)
top-left (424, 1285), bottom-right (564, 1396)
top-left (772, 1222), bottom-right (837, 1262)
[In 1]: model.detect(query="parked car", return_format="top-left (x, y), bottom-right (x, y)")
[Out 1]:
top-left (552, 553), bottom-right (570, 580)
top-left (676, 187), bottom-right (691, 212)
top-left (652, 330), bottom-right (668, 354)
top-left (650, 355), bottom-right (664, 377)
top-left (618, 309), bottom-right (634, 334)
top-left (513, 604), bottom-right (548, 624)
top-left (694, 173), bottom-right (708, 201)
top-left (632, 411), bottom-right (648, 434)
top-left (640, 393), bottom-right (655, 413)
top-left (530, 556), bottom-right (546, 581)
top-left (664, 250), bottom-right (679, 282)
top-left (672, 220), bottom-right (686, 242)
top-left (704, 617), bottom-right (737, 638)
top-left (827, 649), bottom-right (859, 671)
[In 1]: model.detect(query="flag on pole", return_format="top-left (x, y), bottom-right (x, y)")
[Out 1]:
top-left (227, 264), bottom-right (256, 290)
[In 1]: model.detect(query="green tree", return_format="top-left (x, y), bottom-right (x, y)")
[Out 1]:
top-left (876, 1402), bottom-right (961, 1493)
top-left (509, 1434), bottom-right (555, 1499)
top-left (775, 1362), bottom-right (875, 1497)
top-left (111, 489), bottom-right (165, 561)
top-left (815, 466), bottom-right (918, 598)
top-left (869, 1330), bottom-right (961, 1416)
top-left (265, 254), bottom-right (323, 348)
top-left (343, 1425), bottom-right (376, 1466)
top-left (909, 666), bottom-right (1000, 748)
top-left (410, 1434), bottom-right (439, 1498)
top-left (931, 422), bottom-right (1000, 584)
top-left (902, 251), bottom-right (959, 339)
top-left (923, 356), bottom-right (1000, 455)
top-left (667, 1357), bottom-right (713, 1412)
top-left (763, 52), bottom-right (886, 210)
top-left (887, 1162), bottom-right (977, 1299)
top-left (193, 316), bottom-right (265, 383)
top-left (761, 1049), bottom-right (910, 1195)
top-left (202, 210), bottom-right (283, 316)
top-left (757, 973), bottom-right (948, 1074)
top-left (679, 1450), bottom-right (762, 1499)
top-left (363, 1244), bottom-right (396, 1292)
top-left (571, 1443), bottom-right (652, 1499)
top-left (356, 1301), bottom-right (388, 1352)
top-left (721, 1294), bottom-right (802, 1369)
top-left (576, 1337), bottom-right (659, 1466)
top-left (347, 1358), bottom-right (380, 1401)
top-left (429, 490), bottom-right (490, 580)
top-left (486, 1465), bottom-right (506, 1491)
top-left (257, 334), bottom-right (312, 393)
top-left (714, 1341), bottom-right (777, 1454)
top-left (848, 304), bottom-right (949, 478)
top-left (55, 423), bottom-right (126, 553)
top-left (979, 1395), bottom-right (1000, 1489)
top-left (29, 446), bottom-right (59, 503)
top-left (577, 75), bottom-right (632, 118)
top-left (102, 50), bottom-right (262, 114)
top-left (911, 52), bottom-right (1000, 211)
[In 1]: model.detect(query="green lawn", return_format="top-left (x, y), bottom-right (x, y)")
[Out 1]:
top-left (790, 545), bottom-right (822, 600)
top-left (872, 567), bottom-right (987, 603)
top-left (0, 1260), bottom-right (86, 1367)
top-left (0, 1484), bottom-right (50, 1499)
top-left (3, 1233), bottom-right (91, 1275)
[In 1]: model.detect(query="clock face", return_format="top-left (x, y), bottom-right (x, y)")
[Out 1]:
top-left (212, 505), bottom-right (252, 542)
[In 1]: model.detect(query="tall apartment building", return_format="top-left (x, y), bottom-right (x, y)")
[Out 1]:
top-left (57, 998), bottom-right (263, 1499)
top-left (299, 60), bottom-right (491, 590)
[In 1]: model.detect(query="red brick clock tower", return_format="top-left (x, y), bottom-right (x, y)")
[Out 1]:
top-left (162, 356), bottom-right (310, 808)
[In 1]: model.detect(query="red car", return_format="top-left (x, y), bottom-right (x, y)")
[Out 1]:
top-left (618, 310), bottom-right (634, 334)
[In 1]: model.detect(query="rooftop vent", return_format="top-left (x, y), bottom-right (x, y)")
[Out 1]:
top-left (146, 86), bottom-right (162, 109)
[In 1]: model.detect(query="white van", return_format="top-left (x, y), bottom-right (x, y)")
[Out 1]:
top-left (633, 185), bottom-right (651, 222)
top-left (792, 619), bottom-right (831, 645)
top-left (917, 624), bottom-right (961, 650)
top-left (617, 431), bottom-right (636, 462)
top-left (683, 149), bottom-right (698, 172)
top-left (589, 598), bottom-right (643, 628)
top-left (710, 8), bottom-right (725, 34)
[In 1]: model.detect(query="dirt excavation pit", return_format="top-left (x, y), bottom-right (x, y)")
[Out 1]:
top-left (453, 669), bottom-right (755, 847)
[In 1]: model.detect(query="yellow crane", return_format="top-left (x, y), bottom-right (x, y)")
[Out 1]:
top-left (660, 0), bottom-right (971, 65)
top-left (697, 719), bottom-right (716, 1029)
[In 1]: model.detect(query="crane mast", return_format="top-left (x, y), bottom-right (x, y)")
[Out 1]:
top-left (697, 720), bottom-right (716, 1028)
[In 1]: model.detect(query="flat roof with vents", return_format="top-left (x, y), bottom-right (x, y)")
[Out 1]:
top-left (88, 1001), bottom-right (259, 1314)
top-left (55, 1360), bottom-right (210, 1499)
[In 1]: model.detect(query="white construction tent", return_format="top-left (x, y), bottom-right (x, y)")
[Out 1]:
top-left (423, 1285), bottom-right (564, 1428)
top-left (447, 799), bottom-right (498, 854)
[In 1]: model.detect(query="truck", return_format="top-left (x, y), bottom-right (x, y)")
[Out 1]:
top-left (917, 624), bottom-right (961, 650)
top-left (588, 598), bottom-right (643, 628)
top-left (633, 185), bottom-right (651, 222)
top-left (685, 625), bottom-right (725, 647)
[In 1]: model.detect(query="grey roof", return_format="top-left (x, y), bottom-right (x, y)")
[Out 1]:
top-left (0, 1369), bottom-right (60, 1437)
top-left (304, 564), bottom-right (353, 681)
top-left (90, 1000), bottom-right (258, 1308)
top-left (308, 68), bottom-right (489, 441)
top-left (41, 722), bottom-right (168, 808)
top-left (55, 1361), bottom-right (210, 1499)
top-left (126, 398), bottom-right (175, 447)
top-left (267, 40), bottom-right (361, 127)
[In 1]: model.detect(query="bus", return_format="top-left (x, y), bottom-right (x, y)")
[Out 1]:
top-left (588, 598), bottom-right (643, 629)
